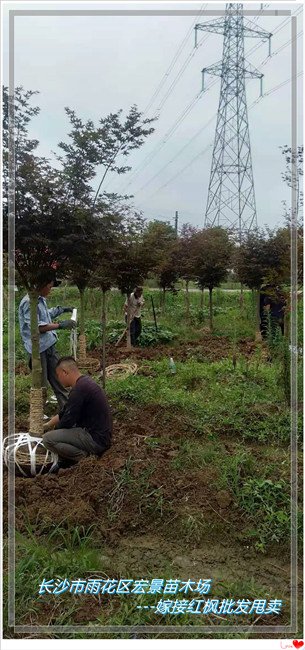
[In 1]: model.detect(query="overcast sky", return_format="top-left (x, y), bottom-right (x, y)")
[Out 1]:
top-left (3, 1), bottom-right (304, 231)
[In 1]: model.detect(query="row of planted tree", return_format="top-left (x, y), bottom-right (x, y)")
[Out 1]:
top-left (3, 86), bottom-right (302, 435)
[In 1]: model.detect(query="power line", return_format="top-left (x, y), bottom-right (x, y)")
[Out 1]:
top-left (136, 114), bottom-right (217, 194)
top-left (105, 5), bottom-right (209, 196)
top-left (138, 69), bottom-right (303, 205)
top-left (106, 6), bottom-right (302, 197)
top-left (143, 3), bottom-right (208, 116)
top-left (114, 82), bottom-right (215, 194)
top-left (133, 26), bottom-right (302, 198)
top-left (118, 7), bottom-right (303, 195)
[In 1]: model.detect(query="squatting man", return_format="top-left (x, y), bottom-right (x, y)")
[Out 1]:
top-left (43, 357), bottom-right (112, 472)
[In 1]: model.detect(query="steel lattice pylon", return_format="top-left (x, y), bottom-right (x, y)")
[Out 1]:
top-left (195, 4), bottom-right (272, 237)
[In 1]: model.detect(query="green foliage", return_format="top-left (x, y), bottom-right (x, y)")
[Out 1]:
top-left (193, 227), bottom-right (234, 291)
top-left (239, 478), bottom-right (292, 552)
top-left (107, 357), bottom-right (298, 444)
top-left (107, 322), bottom-right (176, 347)
top-left (85, 319), bottom-right (103, 350)
top-left (138, 325), bottom-right (176, 347)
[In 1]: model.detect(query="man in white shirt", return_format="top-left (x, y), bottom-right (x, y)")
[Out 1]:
top-left (124, 286), bottom-right (145, 346)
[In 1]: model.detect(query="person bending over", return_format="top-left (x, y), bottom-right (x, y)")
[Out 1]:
top-left (43, 356), bottom-right (112, 471)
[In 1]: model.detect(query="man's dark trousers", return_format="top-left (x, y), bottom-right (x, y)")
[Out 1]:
top-left (29, 344), bottom-right (69, 409)
top-left (43, 427), bottom-right (108, 462)
top-left (130, 317), bottom-right (142, 346)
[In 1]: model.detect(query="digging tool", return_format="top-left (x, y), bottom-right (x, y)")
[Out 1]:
top-left (115, 328), bottom-right (127, 347)
top-left (151, 295), bottom-right (158, 333)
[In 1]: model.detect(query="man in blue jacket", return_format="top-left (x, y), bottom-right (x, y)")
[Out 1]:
top-left (18, 271), bottom-right (76, 409)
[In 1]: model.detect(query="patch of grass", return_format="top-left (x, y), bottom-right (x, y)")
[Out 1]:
top-left (238, 478), bottom-right (293, 553)
top-left (217, 446), bottom-right (256, 494)
top-left (108, 358), bottom-right (295, 444)
top-left (177, 511), bottom-right (211, 544)
top-left (172, 439), bottom-right (221, 471)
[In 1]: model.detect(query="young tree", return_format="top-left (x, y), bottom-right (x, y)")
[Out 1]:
top-left (176, 224), bottom-right (199, 318)
top-left (3, 87), bottom-right (73, 434)
top-left (234, 231), bottom-right (268, 337)
top-left (90, 211), bottom-right (124, 387)
top-left (157, 253), bottom-right (180, 307)
top-left (142, 220), bottom-right (178, 307)
top-left (56, 105), bottom-right (156, 358)
top-left (193, 227), bottom-right (233, 331)
top-left (236, 227), bottom-right (292, 339)
top-left (56, 208), bottom-right (101, 366)
top-left (57, 105), bottom-right (155, 211)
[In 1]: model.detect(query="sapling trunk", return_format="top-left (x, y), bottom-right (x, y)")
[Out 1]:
top-left (29, 289), bottom-right (42, 389)
top-left (185, 280), bottom-right (190, 318)
top-left (29, 289), bottom-right (43, 436)
top-left (281, 336), bottom-right (291, 406)
top-left (78, 286), bottom-right (87, 363)
top-left (162, 287), bottom-right (166, 310)
top-left (200, 287), bottom-right (204, 310)
top-left (240, 282), bottom-right (244, 307)
top-left (126, 294), bottom-right (132, 350)
top-left (79, 288), bottom-right (85, 336)
top-left (208, 287), bottom-right (213, 331)
top-left (255, 289), bottom-right (261, 340)
top-left (101, 289), bottom-right (107, 390)
top-left (284, 295), bottom-right (290, 339)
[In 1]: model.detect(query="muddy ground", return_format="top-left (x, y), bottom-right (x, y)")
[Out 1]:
top-left (3, 334), bottom-right (303, 634)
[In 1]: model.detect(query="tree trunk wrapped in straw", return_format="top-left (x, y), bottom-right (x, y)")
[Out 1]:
top-left (29, 388), bottom-right (44, 436)
top-left (77, 333), bottom-right (100, 372)
top-left (29, 290), bottom-right (44, 436)
top-left (78, 333), bottom-right (87, 363)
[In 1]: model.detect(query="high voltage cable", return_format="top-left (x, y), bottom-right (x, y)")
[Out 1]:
top-left (107, 6), bottom-right (302, 196)
top-left (132, 30), bottom-right (302, 197)
top-left (119, 7), bottom-right (302, 194)
top-left (115, 82), bottom-right (216, 194)
top-left (136, 114), bottom-right (217, 194)
top-left (103, 5), bottom-right (208, 194)
top-left (115, 36), bottom-right (214, 191)
top-left (261, 29), bottom-right (303, 65)
top-left (155, 34), bottom-right (210, 113)
top-left (137, 70), bottom-right (303, 204)
top-left (143, 3), bottom-right (208, 116)
top-left (109, 5), bottom-right (290, 195)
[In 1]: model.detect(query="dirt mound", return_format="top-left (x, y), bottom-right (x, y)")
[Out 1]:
top-left (89, 335), bottom-right (256, 367)
top-left (3, 404), bottom-right (239, 542)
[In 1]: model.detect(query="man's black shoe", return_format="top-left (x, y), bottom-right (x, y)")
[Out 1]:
top-left (49, 459), bottom-right (78, 474)
top-left (58, 458), bottom-right (78, 469)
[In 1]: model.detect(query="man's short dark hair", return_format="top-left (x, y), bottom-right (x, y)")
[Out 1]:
top-left (35, 270), bottom-right (61, 290)
top-left (56, 356), bottom-right (79, 371)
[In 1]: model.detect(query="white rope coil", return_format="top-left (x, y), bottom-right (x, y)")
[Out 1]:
top-left (102, 363), bottom-right (138, 379)
top-left (3, 433), bottom-right (58, 478)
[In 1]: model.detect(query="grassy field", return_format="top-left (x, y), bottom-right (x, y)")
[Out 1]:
top-left (3, 286), bottom-right (303, 639)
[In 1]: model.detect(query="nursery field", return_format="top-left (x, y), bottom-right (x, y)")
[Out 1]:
top-left (3, 286), bottom-right (303, 639)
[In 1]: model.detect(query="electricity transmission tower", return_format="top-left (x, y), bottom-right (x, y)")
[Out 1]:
top-left (195, 4), bottom-right (272, 238)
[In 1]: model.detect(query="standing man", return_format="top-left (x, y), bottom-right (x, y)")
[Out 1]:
top-left (43, 356), bottom-right (112, 470)
top-left (124, 286), bottom-right (145, 347)
top-left (18, 271), bottom-right (76, 409)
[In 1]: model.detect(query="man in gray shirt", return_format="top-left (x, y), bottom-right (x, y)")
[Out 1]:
top-left (18, 271), bottom-right (76, 409)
